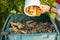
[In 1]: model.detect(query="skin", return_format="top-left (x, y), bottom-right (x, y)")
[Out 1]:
top-left (40, 5), bottom-right (58, 14)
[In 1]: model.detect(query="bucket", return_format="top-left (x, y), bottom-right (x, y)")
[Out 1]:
top-left (24, 0), bottom-right (41, 17)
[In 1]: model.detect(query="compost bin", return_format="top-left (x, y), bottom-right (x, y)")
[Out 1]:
top-left (1, 13), bottom-right (59, 40)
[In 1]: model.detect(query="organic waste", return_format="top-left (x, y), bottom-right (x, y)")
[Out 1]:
top-left (25, 6), bottom-right (41, 16)
top-left (8, 20), bottom-right (56, 34)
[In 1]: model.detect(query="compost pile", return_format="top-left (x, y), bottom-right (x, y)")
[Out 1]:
top-left (8, 20), bottom-right (56, 34)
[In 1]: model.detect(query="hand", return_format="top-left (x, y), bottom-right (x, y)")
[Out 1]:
top-left (40, 4), bottom-right (50, 13)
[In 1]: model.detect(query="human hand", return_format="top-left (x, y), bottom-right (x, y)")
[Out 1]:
top-left (40, 4), bottom-right (50, 13)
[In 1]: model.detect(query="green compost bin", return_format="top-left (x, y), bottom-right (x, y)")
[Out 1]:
top-left (1, 13), bottom-right (59, 40)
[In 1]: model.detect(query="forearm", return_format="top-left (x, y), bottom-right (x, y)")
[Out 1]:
top-left (51, 7), bottom-right (58, 14)
top-left (50, 7), bottom-right (60, 21)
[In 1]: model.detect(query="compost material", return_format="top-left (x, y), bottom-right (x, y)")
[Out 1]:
top-left (25, 6), bottom-right (41, 16)
top-left (8, 20), bottom-right (56, 34)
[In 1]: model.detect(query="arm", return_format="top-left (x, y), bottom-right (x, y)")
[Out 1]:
top-left (41, 5), bottom-right (59, 14)
top-left (46, 6), bottom-right (60, 21)
top-left (50, 7), bottom-right (58, 13)
top-left (41, 5), bottom-right (60, 31)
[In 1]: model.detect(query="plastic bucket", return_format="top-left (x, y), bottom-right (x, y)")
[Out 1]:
top-left (24, 0), bottom-right (41, 16)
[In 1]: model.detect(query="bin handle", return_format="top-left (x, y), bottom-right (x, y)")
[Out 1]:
top-left (41, 34), bottom-right (49, 39)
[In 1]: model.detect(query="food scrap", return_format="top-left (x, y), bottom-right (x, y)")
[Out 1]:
top-left (8, 20), bottom-right (56, 34)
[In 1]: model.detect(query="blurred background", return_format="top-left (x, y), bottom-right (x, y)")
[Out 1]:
top-left (0, 0), bottom-right (56, 32)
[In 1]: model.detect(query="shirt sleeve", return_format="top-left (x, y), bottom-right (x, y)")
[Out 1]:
top-left (56, 9), bottom-right (60, 21)
top-left (57, 9), bottom-right (60, 15)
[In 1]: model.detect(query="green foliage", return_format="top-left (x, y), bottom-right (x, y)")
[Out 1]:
top-left (0, 0), bottom-right (25, 13)
top-left (0, 0), bottom-right (56, 14)
top-left (0, 0), bottom-right (25, 30)
top-left (40, 0), bottom-right (56, 7)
